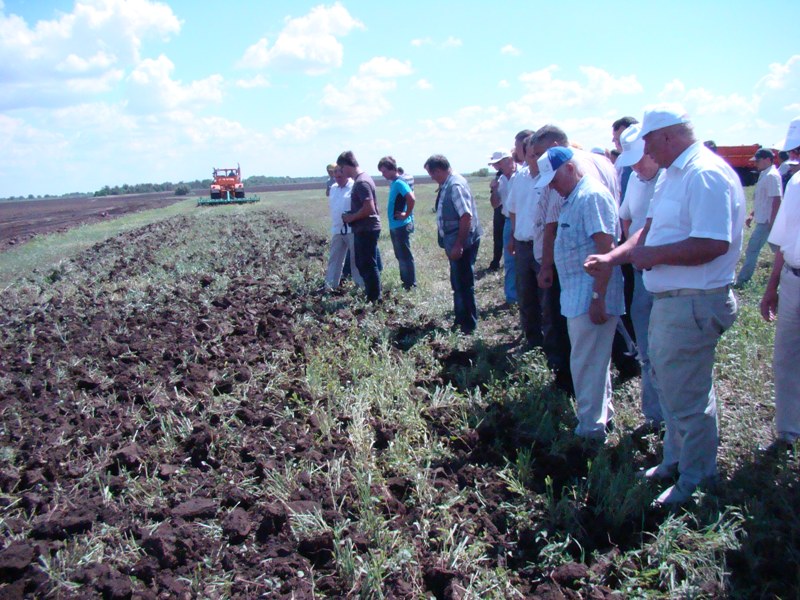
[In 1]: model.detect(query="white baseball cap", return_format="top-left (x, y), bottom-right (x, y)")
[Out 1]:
top-left (488, 149), bottom-right (512, 165)
top-left (615, 125), bottom-right (645, 167)
top-left (635, 103), bottom-right (691, 139)
top-left (779, 117), bottom-right (800, 151)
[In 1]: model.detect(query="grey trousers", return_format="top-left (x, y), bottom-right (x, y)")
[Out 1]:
top-left (775, 266), bottom-right (800, 441)
top-left (649, 289), bottom-right (737, 486)
top-left (325, 232), bottom-right (362, 289)
top-left (567, 313), bottom-right (618, 438)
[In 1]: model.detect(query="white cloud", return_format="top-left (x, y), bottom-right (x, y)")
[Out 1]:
top-left (236, 75), bottom-right (270, 89)
top-left (126, 55), bottom-right (224, 113)
top-left (498, 80), bottom-right (509, 88)
top-left (415, 78), bottom-right (432, 90)
top-left (756, 55), bottom-right (800, 92)
top-left (516, 65), bottom-right (642, 112)
top-left (410, 37), bottom-right (431, 47)
top-left (317, 56), bottom-right (414, 127)
top-left (359, 57), bottom-right (413, 78)
top-left (443, 36), bottom-right (462, 48)
top-left (0, 0), bottom-right (181, 110)
top-left (237, 2), bottom-right (364, 75)
top-left (501, 44), bottom-right (520, 56)
top-left (273, 115), bottom-right (324, 142)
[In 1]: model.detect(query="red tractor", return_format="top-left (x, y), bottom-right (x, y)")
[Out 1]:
top-left (200, 164), bottom-right (258, 205)
top-left (210, 164), bottom-right (244, 200)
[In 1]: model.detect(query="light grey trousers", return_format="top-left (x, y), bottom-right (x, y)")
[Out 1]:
top-left (775, 266), bottom-right (800, 441)
top-left (649, 290), bottom-right (737, 486)
top-left (325, 232), bottom-right (362, 289)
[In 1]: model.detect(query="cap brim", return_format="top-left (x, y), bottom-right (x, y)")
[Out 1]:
top-left (615, 149), bottom-right (643, 168)
top-left (782, 137), bottom-right (800, 151)
top-left (533, 170), bottom-right (555, 189)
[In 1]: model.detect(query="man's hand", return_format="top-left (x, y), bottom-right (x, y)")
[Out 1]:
top-left (449, 241), bottom-right (465, 261)
top-left (760, 287), bottom-right (778, 322)
top-left (589, 295), bottom-right (609, 325)
top-left (584, 254), bottom-right (612, 278)
top-left (506, 239), bottom-right (515, 257)
top-left (745, 215), bottom-right (753, 228)
top-left (341, 213), bottom-right (353, 224)
top-left (537, 265), bottom-right (553, 288)
top-left (630, 245), bottom-right (659, 270)
top-left (394, 211), bottom-right (407, 220)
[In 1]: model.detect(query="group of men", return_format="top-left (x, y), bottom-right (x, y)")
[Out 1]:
top-left (322, 110), bottom-right (800, 506)
top-left (324, 152), bottom-right (417, 301)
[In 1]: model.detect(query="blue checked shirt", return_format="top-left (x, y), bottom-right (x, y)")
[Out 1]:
top-left (555, 176), bottom-right (625, 318)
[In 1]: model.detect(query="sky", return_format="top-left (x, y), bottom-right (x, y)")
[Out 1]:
top-left (1, 0), bottom-right (798, 198)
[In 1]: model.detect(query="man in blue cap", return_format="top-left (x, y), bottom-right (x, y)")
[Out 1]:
top-left (535, 146), bottom-right (624, 442)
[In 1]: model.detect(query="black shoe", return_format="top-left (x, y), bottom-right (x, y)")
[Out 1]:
top-left (487, 261), bottom-right (500, 272)
top-left (759, 439), bottom-right (795, 457)
top-left (553, 369), bottom-right (574, 396)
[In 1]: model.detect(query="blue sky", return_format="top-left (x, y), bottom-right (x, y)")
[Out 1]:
top-left (1, 0), bottom-right (798, 197)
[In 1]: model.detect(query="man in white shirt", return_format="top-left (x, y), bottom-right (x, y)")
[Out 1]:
top-left (585, 104), bottom-right (745, 505)
top-left (760, 116), bottom-right (800, 451)
top-left (488, 149), bottom-right (517, 305)
top-left (325, 167), bottom-right (363, 290)
top-left (615, 125), bottom-right (664, 430)
top-left (735, 148), bottom-right (783, 286)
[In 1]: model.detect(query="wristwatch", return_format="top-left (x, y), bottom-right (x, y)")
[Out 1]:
top-left (591, 291), bottom-right (600, 300)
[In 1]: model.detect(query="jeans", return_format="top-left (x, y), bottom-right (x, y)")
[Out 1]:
top-left (736, 222), bottom-right (774, 285)
top-left (449, 240), bottom-right (480, 333)
top-left (353, 230), bottom-right (381, 302)
top-left (630, 270), bottom-right (662, 423)
top-left (502, 219), bottom-right (517, 304)
top-left (390, 222), bottom-right (416, 289)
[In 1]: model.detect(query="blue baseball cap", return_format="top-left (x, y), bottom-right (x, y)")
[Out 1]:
top-left (534, 146), bottom-right (574, 188)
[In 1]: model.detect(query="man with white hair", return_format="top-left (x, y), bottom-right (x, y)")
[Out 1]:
top-left (585, 104), bottom-right (745, 505)
top-left (535, 146), bottom-right (625, 441)
top-left (760, 116), bottom-right (800, 452)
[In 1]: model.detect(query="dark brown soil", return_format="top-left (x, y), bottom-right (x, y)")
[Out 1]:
top-left (0, 193), bottom-right (185, 251)
top-left (0, 209), bottom-right (629, 598)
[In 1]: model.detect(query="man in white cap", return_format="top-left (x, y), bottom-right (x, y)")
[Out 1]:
top-left (735, 148), bottom-right (783, 286)
top-left (584, 104), bottom-right (745, 505)
top-left (488, 149), bottom-right (518, 305)
top-left (760, 116), bottom-right (800, 452)
top-left (535, 146), bottom-right (625, 441)
top-left (608, 124), bottom-right (665, 431)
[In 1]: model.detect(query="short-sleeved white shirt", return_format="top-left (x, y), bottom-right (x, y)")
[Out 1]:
top-left (753, 165), bottom-right (783, 224)
top-left (328, 180), bottom-right (353, 234)
top-left (643, 142), bottom-right (746, 293)
top-left (503, 164), bottom-right (531, 217)
top-left (619, 170), bottom-right (661, 236)
top-left (768, 172), bottom-right (800, 268)
top-left (498, 171), bottom-right (514, 217)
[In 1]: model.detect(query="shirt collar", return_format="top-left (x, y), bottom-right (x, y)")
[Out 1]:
top-left (564, 175), bottom-right (589, 204)
top-left (670, 141), bottom-right (703, 171)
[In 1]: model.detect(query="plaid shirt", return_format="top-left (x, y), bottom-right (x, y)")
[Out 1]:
top-left (555, 176), bottom-right (624, 318)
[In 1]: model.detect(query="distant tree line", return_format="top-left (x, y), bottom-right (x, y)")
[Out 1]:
top-left (0, 175), bottom-right (335, 203)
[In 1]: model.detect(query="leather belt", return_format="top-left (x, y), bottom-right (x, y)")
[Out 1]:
top-left (785, 264), bottom-right (800, 277)
top-left (653, 285), bottom-right (730, 300)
